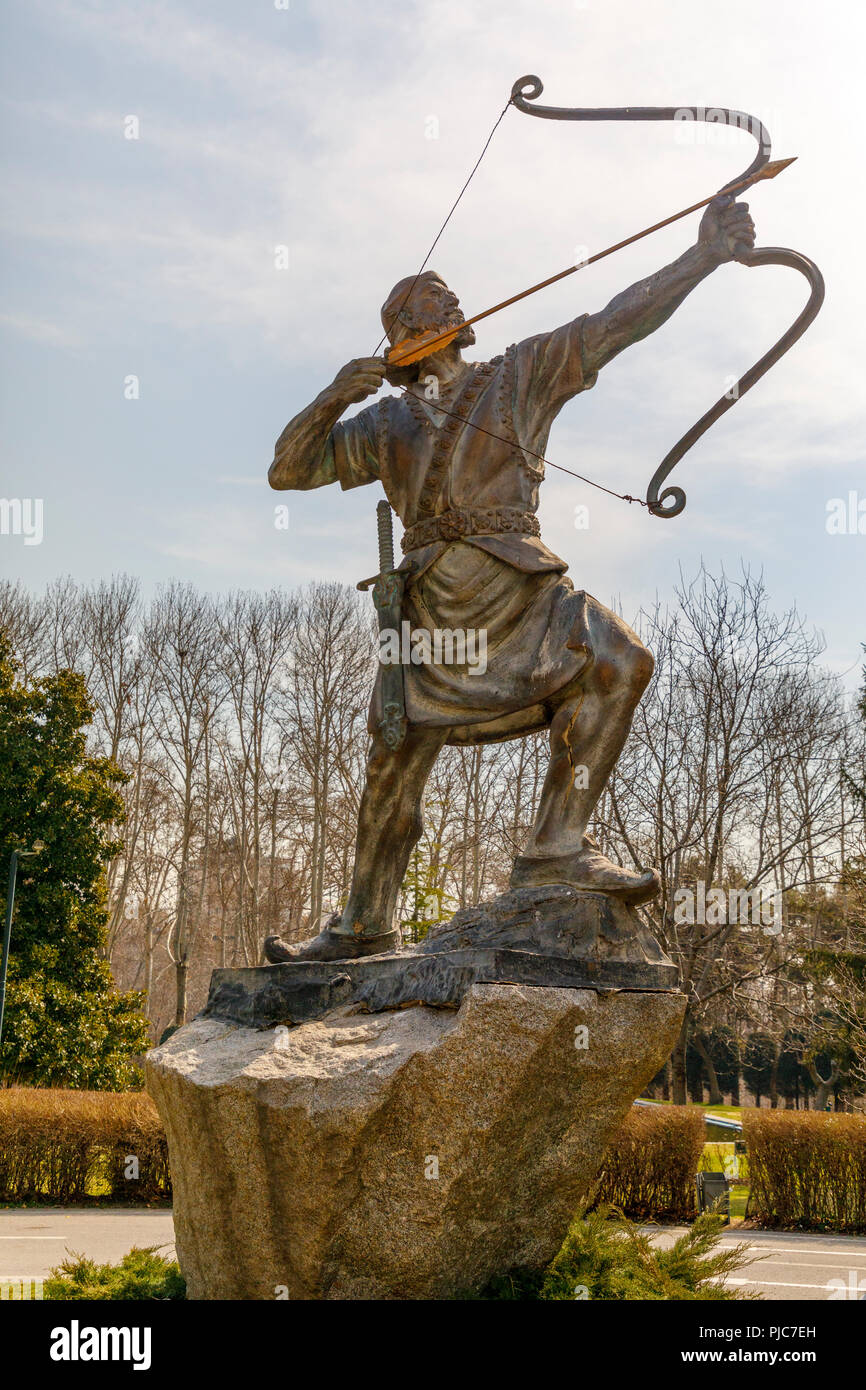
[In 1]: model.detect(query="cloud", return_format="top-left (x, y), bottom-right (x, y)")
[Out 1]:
top-left (2, 0), bottom-right (863, 688)
top-left (0, 312), bottom-right (82, 349)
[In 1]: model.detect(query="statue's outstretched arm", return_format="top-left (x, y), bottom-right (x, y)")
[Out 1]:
top-left (581, 197), bottom-right (755, 377)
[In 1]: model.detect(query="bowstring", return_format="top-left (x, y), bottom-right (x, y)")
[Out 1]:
top-left (394, 389), bottom-right (648, 507)
top-left (372, 97), bottom-right (514, 355)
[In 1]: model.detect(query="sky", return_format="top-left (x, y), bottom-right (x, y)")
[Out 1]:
top-left (1, 0), bottom-right (864, 686)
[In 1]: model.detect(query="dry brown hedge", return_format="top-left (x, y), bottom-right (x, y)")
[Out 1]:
top-left (594, 1105), bottom-right (706, 1221)
top-left (0, 1087), bottom-right (170, 1204)
top-left (743, 1110), bottom-right (866, 1232)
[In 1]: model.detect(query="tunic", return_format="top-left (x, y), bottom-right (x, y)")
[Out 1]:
top-left (311, 316), bottom-right (599, 745)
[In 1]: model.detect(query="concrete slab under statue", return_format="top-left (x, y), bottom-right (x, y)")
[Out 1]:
top-left (146, 887), bottom-right (685, 1300)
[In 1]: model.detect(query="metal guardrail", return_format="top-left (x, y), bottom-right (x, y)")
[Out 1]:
top-left (632, 1099), bottom-right (743, 1132)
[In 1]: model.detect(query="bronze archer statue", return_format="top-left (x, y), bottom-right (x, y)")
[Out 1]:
top-left (264, 194), bottom-right (755, 962)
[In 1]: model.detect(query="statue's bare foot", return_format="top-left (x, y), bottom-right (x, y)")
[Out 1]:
top-left (511, 848), bottom-right (660, 905)
top-left (263, 922), bottom-right (401, 963)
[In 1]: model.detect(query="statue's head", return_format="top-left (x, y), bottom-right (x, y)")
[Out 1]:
top-left (380, 271), bottom-right (475, 380)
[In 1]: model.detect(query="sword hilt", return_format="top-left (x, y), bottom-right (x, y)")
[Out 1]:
top-left (376, 499), bottom-right (395, 573)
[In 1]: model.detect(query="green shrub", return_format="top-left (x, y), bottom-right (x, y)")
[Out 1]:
top-left (481, 1208), bottom-right (756, 1300)
top-left (743, 1110), bottom-right (866, 1232)
top-left (593, 1105), bottom-right (705, 1220)
top-left (44, 1247), bottom-right (185, 1300)
top-left (0, 1086), bottom-right (170, 1203)
top-left (41, 1215), bottom-right (751, 1303)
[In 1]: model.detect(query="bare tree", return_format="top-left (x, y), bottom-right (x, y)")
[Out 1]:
top-left (5, 566), bottom-right (860, 1084)
top-left (215, 589), bottom-right (296, 962)
top-left (275, 583), bottom-right (374, 932)
top-left (144, 584), bottom-right (224, 1026)
top-left (604, 566), bottom-right (848, 1102)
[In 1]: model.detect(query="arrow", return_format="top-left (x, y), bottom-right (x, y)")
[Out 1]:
top-left (386, 156), bottom-right (796, 367)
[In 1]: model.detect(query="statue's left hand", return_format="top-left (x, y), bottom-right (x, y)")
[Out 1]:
top-left (698, 196), bottom-right (756, 264)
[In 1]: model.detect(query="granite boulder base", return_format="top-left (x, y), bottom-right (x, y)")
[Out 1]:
top-left (147, 978), bottom-right (685, 1300)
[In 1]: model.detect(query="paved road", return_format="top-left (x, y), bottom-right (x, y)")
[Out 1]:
top-left (648, 1226), bottom-right (866, 1300)
top-left (0, 1208), bottom-right (175, 1283)
top-left (2, 1209), bottom-right (864, 1299)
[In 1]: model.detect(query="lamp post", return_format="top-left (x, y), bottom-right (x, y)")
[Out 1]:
top-left (0, 841), bottom-right (45, 1050)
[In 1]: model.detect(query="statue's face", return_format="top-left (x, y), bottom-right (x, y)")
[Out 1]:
top-left (404, 276), bottom-right (476, 349)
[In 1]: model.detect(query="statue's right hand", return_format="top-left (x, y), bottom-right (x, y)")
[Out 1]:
top-left (331, 357), bottom-right (388, 404)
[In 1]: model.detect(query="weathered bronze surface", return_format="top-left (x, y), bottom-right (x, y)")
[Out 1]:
top-left (264, 76), bottom-right (822, 965)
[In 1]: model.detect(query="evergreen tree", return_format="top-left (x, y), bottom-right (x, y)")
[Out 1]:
top-left (0, 635), bottom-right (149, 1088)
top-left (742, 1032), bottom-right (776, 1107)
top-left (400, 832), bottom-right (456, 945)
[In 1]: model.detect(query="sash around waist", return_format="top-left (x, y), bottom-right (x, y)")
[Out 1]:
top-left (401, 505), bottom-right (540, 553)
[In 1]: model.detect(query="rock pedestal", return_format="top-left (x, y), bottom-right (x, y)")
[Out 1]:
top-left (147, 942), bottom-right (684, 1298)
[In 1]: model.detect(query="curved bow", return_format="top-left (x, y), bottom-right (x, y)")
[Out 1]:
top-left (511, 75), bottom-right (825, 518)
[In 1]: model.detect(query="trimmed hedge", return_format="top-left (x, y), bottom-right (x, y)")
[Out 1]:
top-left (4, 1088), bottom-right (864, 1236)
top-left (743, 1110), bottom-right (866, 1232)
top-left (594, 1105), bottom-right (705, 1221)
top-left (0, 1087), bottom-right (170, 1204)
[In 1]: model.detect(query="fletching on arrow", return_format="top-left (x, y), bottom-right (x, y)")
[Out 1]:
top-left (386, 325), bottom-right (462, 367)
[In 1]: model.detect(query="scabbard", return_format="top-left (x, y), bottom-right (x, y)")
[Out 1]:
top-left (359, 500), bottom-right (408, 751)
top-left (372, 568), bottom-right (408, 750)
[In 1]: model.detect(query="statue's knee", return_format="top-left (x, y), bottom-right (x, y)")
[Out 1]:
top-left (383, 801), bottom-right (424, 851)
top-left (589, 637), bottom-right (654, 701)
top-left (628, 640), bottom-right (655, 694)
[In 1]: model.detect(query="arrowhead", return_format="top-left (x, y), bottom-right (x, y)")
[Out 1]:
top-left (756, 156), bottom-right (797, 181)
